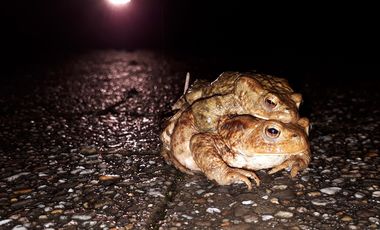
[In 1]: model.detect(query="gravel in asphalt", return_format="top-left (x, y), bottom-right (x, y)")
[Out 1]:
top-left (0, 51), bottom-right (379, 229)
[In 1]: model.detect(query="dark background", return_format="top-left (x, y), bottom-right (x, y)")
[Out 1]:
top-left (3, 0), bottom-right (377, 85)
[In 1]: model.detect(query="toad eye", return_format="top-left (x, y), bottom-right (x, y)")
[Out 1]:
top-left (265, 127), bottom-right (281, 138)
top-left (265, 98), bottom-right (277, 109)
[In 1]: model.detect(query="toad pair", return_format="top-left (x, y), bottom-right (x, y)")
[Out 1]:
top-left (160, 72), bottom-right (310, 190)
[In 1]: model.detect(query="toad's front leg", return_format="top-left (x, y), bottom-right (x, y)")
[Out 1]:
top-left (268, 152), bottom-right (311, 177)
top-left (190, 134), bottom-right (260, 190)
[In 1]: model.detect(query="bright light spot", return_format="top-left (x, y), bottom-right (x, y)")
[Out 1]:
top-left (108, 0), bottom-right (131, 5)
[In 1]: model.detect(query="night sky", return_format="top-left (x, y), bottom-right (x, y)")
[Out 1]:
top-left (3, 0), bottom-right (376, 84)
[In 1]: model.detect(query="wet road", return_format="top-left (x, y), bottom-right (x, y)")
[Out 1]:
top-left (0, 51), bottom-right (379, 229)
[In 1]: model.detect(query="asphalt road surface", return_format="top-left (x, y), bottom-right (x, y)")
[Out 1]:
top-left (0, 51), bottom-right (379, 229)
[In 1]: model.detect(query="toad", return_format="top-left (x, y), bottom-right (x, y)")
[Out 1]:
top-left (165, 114), bottom-right (310, 190)
top-left (172, 72), bottom-right (303, 122)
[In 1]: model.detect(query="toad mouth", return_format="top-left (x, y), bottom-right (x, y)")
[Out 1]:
top-left (240, 150), bottom-right (310, 156)
top-left (253, 114), bottom-right (268, 120)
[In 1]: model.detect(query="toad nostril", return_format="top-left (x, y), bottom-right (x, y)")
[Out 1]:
top-left (292, 134), bottom-right (298, 138)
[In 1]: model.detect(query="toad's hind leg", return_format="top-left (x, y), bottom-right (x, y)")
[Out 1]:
top-left (160, 147), bottom-right (194, 175)
top-left (190, 134), bottom-right (260, 190)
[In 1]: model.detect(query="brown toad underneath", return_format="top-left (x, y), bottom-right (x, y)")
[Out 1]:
top-left (163, 114), bottom-right (310, 190)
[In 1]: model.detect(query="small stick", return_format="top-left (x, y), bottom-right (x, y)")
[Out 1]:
top-left (183, 72), bottom-right (190, 94)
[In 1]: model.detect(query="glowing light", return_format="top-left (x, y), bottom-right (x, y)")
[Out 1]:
top-left (108, 0), bottom-right (131, 5)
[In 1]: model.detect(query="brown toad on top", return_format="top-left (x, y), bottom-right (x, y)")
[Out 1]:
top-left (165, 114), bottom-right (310, 190)
top-left (172, 71), bottom-right (303, 124)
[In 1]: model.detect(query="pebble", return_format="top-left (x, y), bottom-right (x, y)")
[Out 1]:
top-left (12, 225), bottom-right (27, 230)
top-left (320, 187), bottom-right (342, 195)
top-left (148, 190), bottom-right (165, 198)
top-left (99, 175), bottom-right (120, 181)
top-left (296, 207), bottom-right (308, 213)
top-left (229, 201), bottom-right (237, 207)
top-left (51, 209), bottom-right (63, 214)
top-left (321, 135), bottom-right (332, 141)
top-left (272, 185), bottom-right (288, 190)
top-left (275, 211), bottom-right (294, 218)
top-left (270, 198), bottom-right (279, 204)
top-left (322, 213), bottom-right (330, 220)
top-left (44, 222), bottom-right (55, 228)
top-left (203, 192), bottom-right (214, 197)
top-left (0, 219), bottom-right (12, 225)
top-left (65, 220), bottom-right (78, 226)
top-left (10, 214), bottom-right (20, 220)
top-left (369, 217), bottom-right (379, 224)
top-left (82, 221), bottom-right (97, 227)
top-left (261, 215), bottom-right (274, 221)
top-left (79, 169), bottom-right (95, 175)
top-left (372, 191), bottom-right (380, 197)
top-left (241, 200), bottom-right (254, 205)
top-left (38, 172), bottom-right (48, 177)
top-left (39, 215), bottom-right (48, 220)
top-left (37, 185), bottom-right (47, 189)
top-left (206, 207), bottom-right (221, 214)
top-left (341, 215), bottom-right (353, 222)
top-left (196, 189), bottom-right (205, 195)
top-left (13, 188), bottom-right (33, 195)
top-left (307, 191), bottom-right (321, 197)
top-left (55, 204), bottom-right (65, 209)
top-left (354, 192), bottom-right (365, 199)
top-left (181, 214), bottom-right (193, 220)
top-left (71, 215), bottom-right (92, 221)
top-left (311, 197), bottom-right (336, 206)
top-left (70, 167), bottom-right (84, 174)
top-left (5, 172), bottom-right (30, 182)
top-left (332, 178), bottom-right (344, 184)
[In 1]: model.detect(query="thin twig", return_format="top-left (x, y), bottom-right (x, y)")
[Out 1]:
top-left (183, 72), bottom-right (190, 94)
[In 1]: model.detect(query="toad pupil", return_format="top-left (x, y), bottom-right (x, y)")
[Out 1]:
top-left (266, 99), bottom-right (276, 107)
top-left (268, 128), bottom-right (279, 135)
